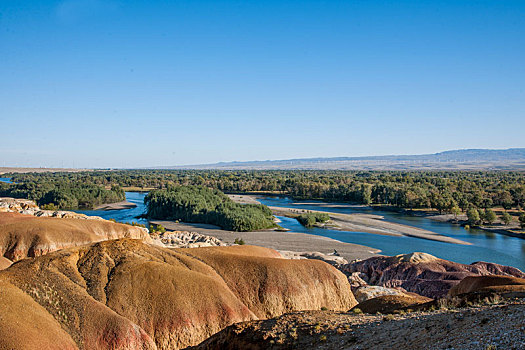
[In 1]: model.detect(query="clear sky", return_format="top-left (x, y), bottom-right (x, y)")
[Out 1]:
top-left (1, 0), bottom-right (524, 168)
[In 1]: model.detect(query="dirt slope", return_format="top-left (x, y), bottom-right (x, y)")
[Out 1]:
top-left (0, 240), bottom-right (354, 349)
top-left (0, 280), bottom-right (79, 350)
top-left (192, 302), bottom-right (525, 349)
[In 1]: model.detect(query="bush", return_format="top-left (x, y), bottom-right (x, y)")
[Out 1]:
top-left (352, 307), bottom-right (363, 314)
top-left (234, 238), bottom-right (245, 245)
top-left (149, 224), bottom-right (166, 234)
top-left (501, 211), bottom-right (512, 226)
top-left (297, 212), bottom-right (330, 227)
top-left (520, 213), bottom-right (525, 229)
top-left (41, 203), bottom-right (58, 211)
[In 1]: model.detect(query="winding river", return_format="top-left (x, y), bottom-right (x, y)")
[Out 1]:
top-left (76, 192), bottom-right (525, 271)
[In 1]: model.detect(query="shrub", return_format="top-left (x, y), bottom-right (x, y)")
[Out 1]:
top-left (520, 213), bottom-right (525, 229)
top-left (297, 212), bottom-right (330, 227)
top-left (234, 238), bottom-right (245, 245)
top-left (149, 224), bottom-right (166, 234)
top-left (500, 211), bottom-right (512, 226)
top-left (41, 203), bottom-right (58, 211)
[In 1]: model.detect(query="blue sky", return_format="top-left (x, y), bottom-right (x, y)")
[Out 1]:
top-left (1, 0), bottom-right (524, 168)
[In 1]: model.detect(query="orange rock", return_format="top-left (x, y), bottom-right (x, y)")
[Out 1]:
top-left (0, 239), bottom-right (355, 349)
top-left (0, 212), bottom-right (151, 261)
top-left (449, 275), bottom-right (525, 296)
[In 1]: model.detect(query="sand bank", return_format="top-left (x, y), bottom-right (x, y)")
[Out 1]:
top-left (271, 206), bottom-right (469, 245)
top-left (150, 220), bottom-right (380, 262)
top-left (228, 194), bottom-right (469, 245)
top-left (93, 201), bottom-right (137, 211)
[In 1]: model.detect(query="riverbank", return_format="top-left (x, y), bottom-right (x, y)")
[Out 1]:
top-left (150, 220), bottom-right (381, 262)
top-left (378, 206), bottom-right (525, 240)
top-left (228, 194), bottom-right (469, 245)
top-left (93, 201), bottom-right (137, 211)
top-left (272, 206), bottom-right (469, 245)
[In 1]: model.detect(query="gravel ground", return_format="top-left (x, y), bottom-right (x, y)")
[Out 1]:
top-left (193, 301), bottom-right (525, 350)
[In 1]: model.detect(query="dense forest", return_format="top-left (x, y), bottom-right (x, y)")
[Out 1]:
top-left (0, 178), bottom-right (124, 210)
top-left (3, 169), bottom-right (525, 214)
top-left (144, 186), bottom-right (275, 231)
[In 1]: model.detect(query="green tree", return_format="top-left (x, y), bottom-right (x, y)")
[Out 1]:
top-left (450, 206), bottom-right (461, 220)
top-left (478, 208), bottom-right (485, 224)
top-left (467, 207), bottom-right (481, 226)
top-left (500, 211), bottom-right (512, 226)
top-left (520, 213), bottom-right (525, 229)
top-left (483, 208), bottom-right (497, 225)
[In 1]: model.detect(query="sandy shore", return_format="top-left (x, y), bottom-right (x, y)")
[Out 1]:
top-left (229, 195), bottom-right (469, 245)
top-left (150, 220), bottom-right (381, 262)
top-left (93, 201), bottom-right (137, 211)
top-left (226, 194), bottom-right (260, 204)
top-left (271, 206), bottom-right (469, 245)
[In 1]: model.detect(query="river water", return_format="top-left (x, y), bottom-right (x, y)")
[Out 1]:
top-left (258, 196), bottom-right (525, 270)
top-left (75, 192), bottom-right (525, 270)
top-left (75, 192), bottom-right (149, 225)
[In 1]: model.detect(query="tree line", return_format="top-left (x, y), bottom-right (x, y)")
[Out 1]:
top-left (0, 177), bottom-right (124, 210)
top-left (4, 170), bottom-right (525, 215)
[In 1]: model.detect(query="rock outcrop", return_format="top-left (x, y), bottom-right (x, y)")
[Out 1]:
top-left (153, 230), bottom-right (225, 248)
top-left (0, 239), bottom-right (355, 349)
top-left (0, 197), bottom-right (103, 220)
top-left (353, 285), bottom-right (410, 303)
top-left (343, 252), bottom-right (525, 298)
top-left (0, 256), bottom-right (12, 270)
top-left (179, 245), bottom-right (355, 319)
top-left (449, 275), bottom-right (525, 297)
top-left (0, 212), bottom-right (151, 261)
top-left (277, 250), bottom-right (348, 266)
top-left (354, 294), bottom-right (433, 314)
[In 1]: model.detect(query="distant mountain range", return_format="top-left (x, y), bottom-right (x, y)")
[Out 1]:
top-left (158, 148), bottom-right (525, 171)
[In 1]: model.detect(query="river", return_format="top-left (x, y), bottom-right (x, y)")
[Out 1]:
top-left (75, 192), bottom-right (149, 225)
top-left (76, 192), bottom-right (525, 271)
top-left (258, 196), bottom-right (525, 270)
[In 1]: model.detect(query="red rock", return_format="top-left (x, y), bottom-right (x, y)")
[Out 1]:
top-left (449, 275), bottom-right (525, 296)
top-left (343, 252), bottom-right (525, 298)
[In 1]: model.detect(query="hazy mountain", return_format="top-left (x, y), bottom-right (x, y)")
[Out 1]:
top-left (158, 148), bottom-right (525, 170)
